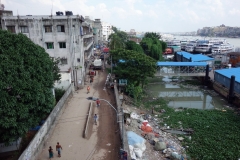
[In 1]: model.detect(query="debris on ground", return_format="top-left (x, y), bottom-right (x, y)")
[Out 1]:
top-left (124, 105), bottom-right (187, 160)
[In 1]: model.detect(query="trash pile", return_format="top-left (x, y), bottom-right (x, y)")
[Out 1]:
top-left (125, 110), bottom-right (188, 160)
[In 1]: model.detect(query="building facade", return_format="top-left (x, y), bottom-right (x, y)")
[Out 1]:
top-left (0, 11), bottom-right (94, 90)
top-left (93, 19), bottom-right (103, 48)
top-left (102, 22), bottom-right (113, 42)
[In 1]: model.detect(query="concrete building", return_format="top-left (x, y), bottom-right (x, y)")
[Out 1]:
top-left (102, 22), bottom-right (113, 42)
top-left (0, 11), bottom-right (94, 90)
top-left (93, 19), bottom-right (103, 48)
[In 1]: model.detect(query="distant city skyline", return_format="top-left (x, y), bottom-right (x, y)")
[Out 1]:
top-left (2, 0), bottom-right (240, 32)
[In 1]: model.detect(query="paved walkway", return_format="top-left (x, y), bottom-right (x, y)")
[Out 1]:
top-left (37, 72), bottom-right (103, 160)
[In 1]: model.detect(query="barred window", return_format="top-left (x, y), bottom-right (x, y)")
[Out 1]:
top-left (7, 26), bottom-right (16, 33)
top-left (57, 25), bottom-right (65, 32)
top-left (60, 58), bottom-right (68, 64)
top-left (59, 42), bottom-right (66, 48)
top-left (46, 42), bottom-right (54, 49)
top-left (44, 26), bottom-right (52, 32)
top-left (20, 26), bottom-right (29, 33)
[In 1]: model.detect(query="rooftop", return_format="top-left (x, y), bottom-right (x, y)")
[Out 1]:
top-left (215, 68), bottom-right (240, 83)
top-left (176, 51), bottom-right (214, 62)
top-left (157, 62), bottom-right (207, 66)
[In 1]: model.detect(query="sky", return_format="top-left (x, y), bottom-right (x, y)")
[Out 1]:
top-left (2, 0), bottom-right (240, 33)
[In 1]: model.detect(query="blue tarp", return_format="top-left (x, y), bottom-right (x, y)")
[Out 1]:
top-left (176, 51), bottom-right (214, 62)
top-left (215, 68), bottom-right (240, 83)
top-left (157, 62), bottom-right (207, 67)
top-left (127, 131), bottom-right (145, 146)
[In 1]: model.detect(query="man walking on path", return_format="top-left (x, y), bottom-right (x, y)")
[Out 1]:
top-left (94, 114), bottom-right (98, 125)
top-left (87, 86), bottom-right (90, 94)
top-left (56, 142), bottom-right (63, 157)
top-left (96, 99), bottom-right (100, 107)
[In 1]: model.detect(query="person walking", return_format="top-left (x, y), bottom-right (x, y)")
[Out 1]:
top-left (48, 146), bottom-right (53, 160)
top-left (87, 86), bottom-right (90, 94)
top-left (96, 99), bottom-right (100, 107)
top-left (56, 142), bottom-right (63, 157)
top-left (94, 114), bottom-right (98, 125)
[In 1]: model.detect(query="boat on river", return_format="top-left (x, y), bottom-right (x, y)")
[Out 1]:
top-left (211, 42), bottom-right (234, 54)
top-left (185, 40), bottom-right (198, 53)
top-left (166, 39), bottom-right (181, 52)
top-left (195, 40), bottom-right (212, 53)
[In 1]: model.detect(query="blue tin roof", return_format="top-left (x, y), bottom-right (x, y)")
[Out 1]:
top-left (157, 62), bottom-right (207, 66)
top-left (177, 51), bottom-right (214, 62)
top-left (215, 68), bottom-right (240, 83)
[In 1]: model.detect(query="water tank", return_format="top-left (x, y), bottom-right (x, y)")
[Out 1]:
top-left (65, 11), bottom-right (73, 16)
top-left (56, 11), bottom-right (63, 16)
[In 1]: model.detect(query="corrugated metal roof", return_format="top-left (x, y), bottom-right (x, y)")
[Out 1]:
top-left (215, 68), bottom-right (240, 83)
top-left (157, 62), bottom-right (207, 66)
top-left (176, 51), bottom-right (214, 62)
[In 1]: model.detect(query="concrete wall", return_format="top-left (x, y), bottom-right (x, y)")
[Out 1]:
top-left (18, 84), bottom-right (74, 160)
top-left (113, 84), bottom-right (130, 159)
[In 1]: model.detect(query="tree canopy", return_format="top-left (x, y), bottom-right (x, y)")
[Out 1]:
top-left (140, 33), bottom-right (167, 61)
top-left (0, 30), bottom-right (56, 143)
top-left (144, 32), bottom-right (161, 39)
top-left (125, 41), bottom-right (144, 54)
top-left (108, 27), bottom-right (128, 50)
top-left (111, 49), bottom-right (157, 87)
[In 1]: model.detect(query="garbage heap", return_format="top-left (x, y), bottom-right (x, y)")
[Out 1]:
top-left (125, 111), bottom-right (187, 160)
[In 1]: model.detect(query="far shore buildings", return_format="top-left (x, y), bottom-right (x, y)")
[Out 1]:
top-left (0, 9), bottom-right (104, 90)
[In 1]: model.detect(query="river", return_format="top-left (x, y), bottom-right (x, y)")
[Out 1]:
top-left (147, 77), bottom-right (229, 110)
top-left (173, 35), bottom-right (240, 50)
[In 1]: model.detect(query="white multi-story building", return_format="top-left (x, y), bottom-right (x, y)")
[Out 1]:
top-left (102, 22), bottom-right (113, 42)
top-left (0, 10), bottom-right (95, 90)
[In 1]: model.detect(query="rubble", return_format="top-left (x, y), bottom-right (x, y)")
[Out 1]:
top-left (124, 106), bottom-right (187, 160)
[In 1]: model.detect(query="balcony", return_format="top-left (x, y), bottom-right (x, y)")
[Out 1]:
top-left (84, 41), bottom-right (93, 51)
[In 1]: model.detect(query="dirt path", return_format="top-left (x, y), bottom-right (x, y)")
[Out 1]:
top-left (90, 63), bottom-right (121, 160)
top-left (36, 60), bottom-right (120, 160)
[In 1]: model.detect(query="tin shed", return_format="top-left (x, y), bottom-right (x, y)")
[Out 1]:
top-left (214, 68), bottom-right (240, 94)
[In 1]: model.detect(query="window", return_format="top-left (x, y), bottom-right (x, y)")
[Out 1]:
top-left (44, 26), bottom-right (52, 32)
top-left (59, 42), bottom-right (66, 48)
top-left (7, 26), bottom-right (16, 33)
top-left (57, 25), bottom-right (65, 32)
top-left (20, 26), bottom-right (29, 33)
top-left (60, 58), bottom-right (68, 64)
top-left (46, 42), bottom-right (54, 49)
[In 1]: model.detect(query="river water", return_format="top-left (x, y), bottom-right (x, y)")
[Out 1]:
top-left (173, 35), bottom-right (240, 50)
top-left (147, 76), bottom-right (229, 110)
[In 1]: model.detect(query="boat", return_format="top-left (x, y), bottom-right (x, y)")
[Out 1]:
top-left (180, 40), bottom-right (188, 51)
top-left (194, 40), bottom-right (212, 54)
top-left (166, 39), bottom-right (181, 52)
top-left (185, 40), bottom-right (198, 53)
top-left (211, 43), bottom-right (234, 54)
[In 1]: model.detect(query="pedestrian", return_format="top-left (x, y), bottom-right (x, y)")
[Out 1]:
top-left (96, 99), bottom-right (100, 107)
top-left (56, 142), bottom-right (63, 157)
top-left (94, 114), bottom-right (98, 125)
top-left (48, 146), bottom-right (53, 160)
top-left (87, 86), bottom-right (90, 94)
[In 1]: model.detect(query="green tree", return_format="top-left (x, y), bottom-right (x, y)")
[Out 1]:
top-left (144, 32), bottom-right (161, 39)
top-left (0, 30), bottom-right (55, 143)
top-left (111, 49), bottom-right (157, 88)
top-left (125, 41), bottom-right (144, 54)
top-left (53, 58), bottom-right (61, 81)
top-left (108, 33), bottom-right (125, 50)
top-left (140, 35), bottom-right (166, 61)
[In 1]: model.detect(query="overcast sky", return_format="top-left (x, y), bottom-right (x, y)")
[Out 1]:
top-left (2, 0), bottom-right (240, 32)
